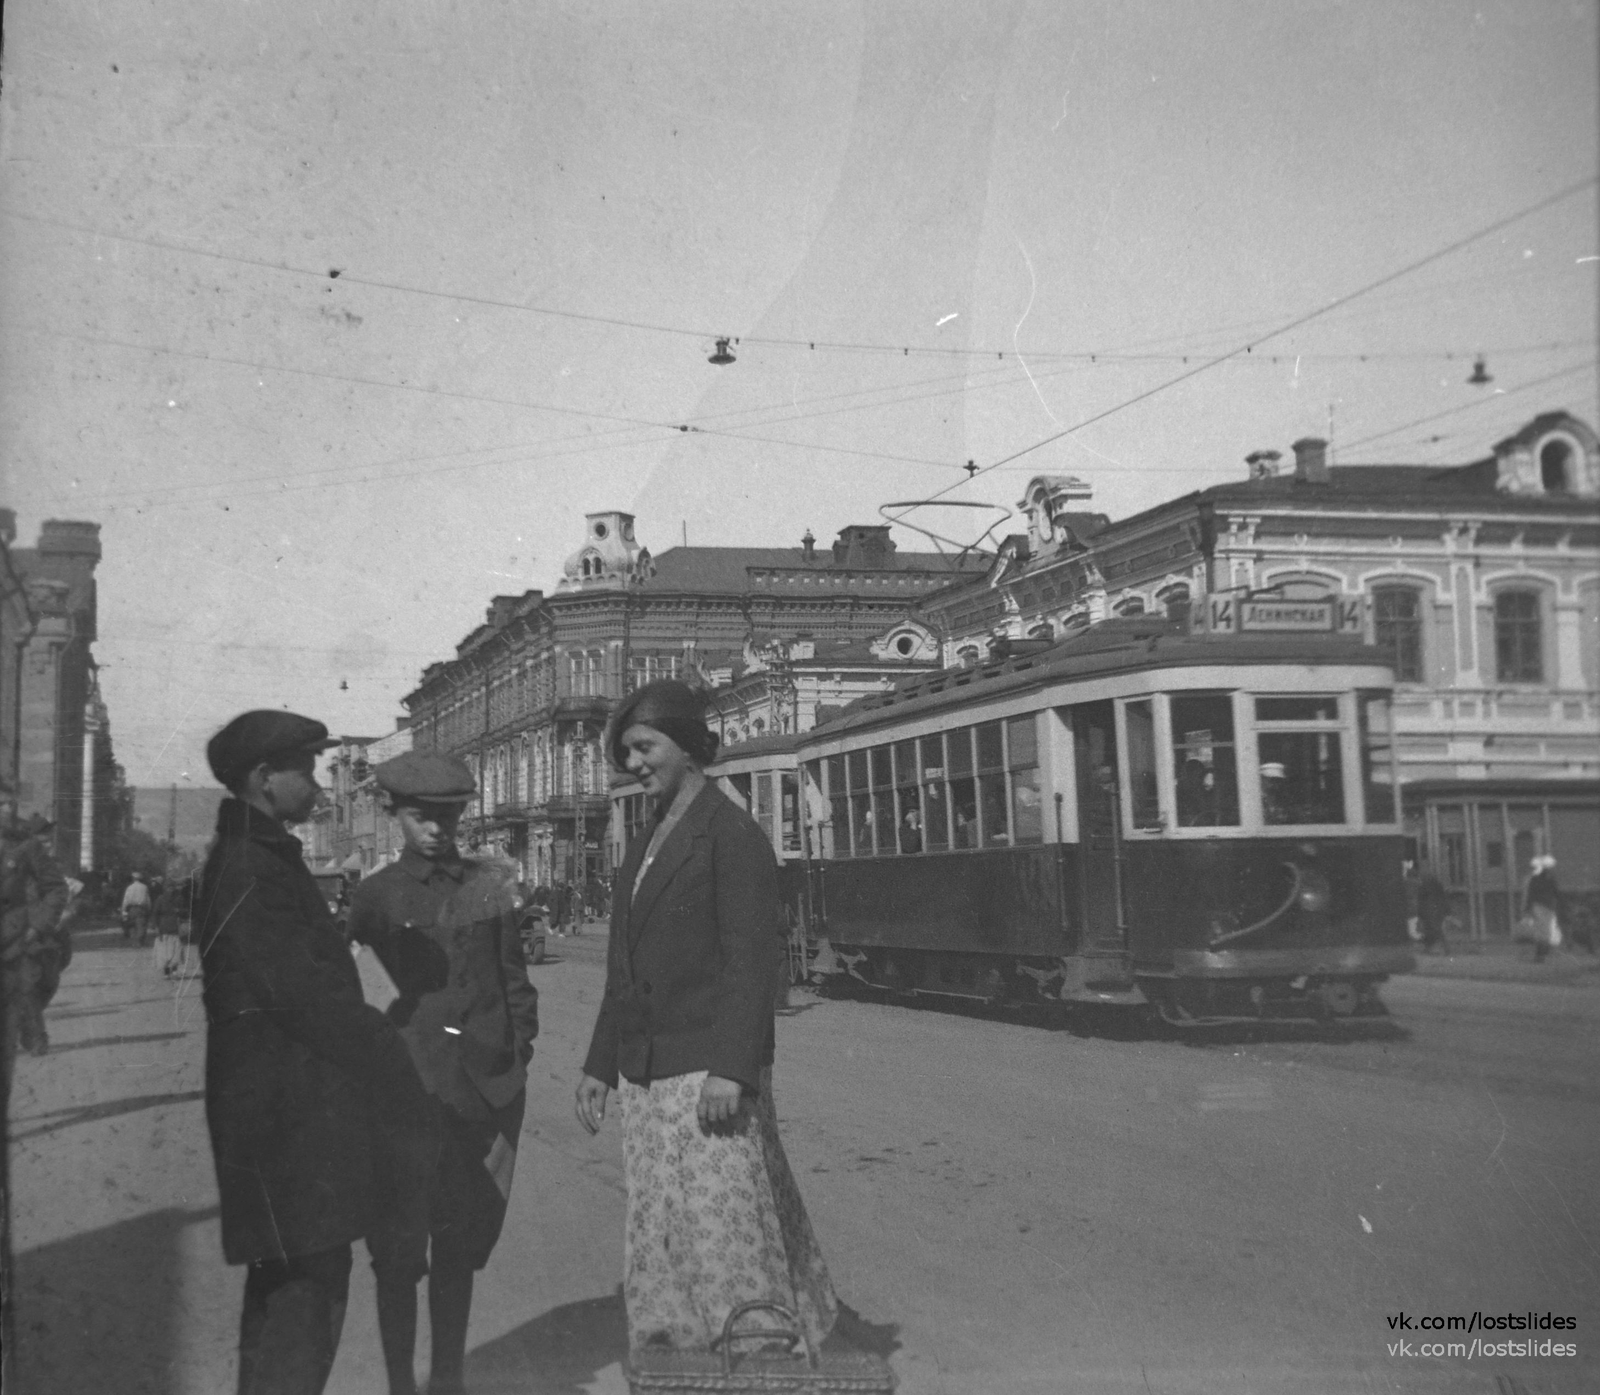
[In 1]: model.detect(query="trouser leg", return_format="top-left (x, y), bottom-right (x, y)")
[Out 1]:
top-left (374, 1274), bottom-right (420, 1395)
top-left (426, 1262), bottom-right (473, 1395)
top-left (237, 1246), bottom-right (352, 1395)
top-left (15, 958), bottom-right (45, 1054)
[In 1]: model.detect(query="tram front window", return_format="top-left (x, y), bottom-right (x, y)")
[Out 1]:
top-left (977, 721), bottom-right (1008, 845)
top-left (1124, 700), bottom-right (1162, 829)
top-left (1171, 692), bottom-right (1239, 827)
top-left (847, 750), bottom-right (873, 855)
top-left (1255, 696), bottom-right (1345, 825)
top-left (1007, 714), bottom-right (1044, 844)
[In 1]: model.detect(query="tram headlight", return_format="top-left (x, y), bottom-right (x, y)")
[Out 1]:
top-left (1296, 869), bottom-right (1332, 915)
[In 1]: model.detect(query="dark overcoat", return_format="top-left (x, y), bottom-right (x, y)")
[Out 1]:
top-left (348, 849), bottom-right (540, 1120)
top-left (582, 781), bottom-right (782, 1092)
top-left (198, 799), bottom-right (430, 1266)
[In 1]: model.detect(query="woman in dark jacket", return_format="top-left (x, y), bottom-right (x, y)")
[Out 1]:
top-left (575, 681), bottom-right (836, 1352)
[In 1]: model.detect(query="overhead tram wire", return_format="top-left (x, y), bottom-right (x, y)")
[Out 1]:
top-left (8, 206), bottom-right (1591, 370)
top-left (888, 174), bottom-right (1599, 526)
top-left (1338, 357), bottom-right (1600, 457)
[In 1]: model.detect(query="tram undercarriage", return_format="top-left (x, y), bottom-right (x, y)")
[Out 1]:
top-left (814, 939), bottom-right (1393, 1026)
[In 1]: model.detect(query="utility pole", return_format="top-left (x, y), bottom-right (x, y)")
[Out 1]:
top-left (167, 782), bottom-right (177, 848)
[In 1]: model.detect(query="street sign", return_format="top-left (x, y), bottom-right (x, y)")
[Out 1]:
top-left (1240, 598), bottom-right (1334, 631)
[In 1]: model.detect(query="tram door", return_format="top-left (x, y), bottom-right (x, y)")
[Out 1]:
top-left (1071, 701), bottom-right (1127, 955)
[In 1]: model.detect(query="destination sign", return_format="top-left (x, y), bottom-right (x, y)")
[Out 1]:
top-left (1240, 599), bottom-right (1334, 631)
top-left (1206, 593), bottom-right (1365, 634)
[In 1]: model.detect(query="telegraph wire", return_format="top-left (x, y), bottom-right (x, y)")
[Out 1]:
top-left (890, 175), bottom-right (1599, 523)
top-left (7, 204), bottom-right (1592, 368)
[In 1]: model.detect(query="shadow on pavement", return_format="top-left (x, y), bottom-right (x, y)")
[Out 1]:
top-left (10, 1204), bottom-right (221, 1395)
top-left (34, 1031), bottom-right (192, 1057)
top-left (461, 1286), bottom-right (627, 1394)
top-left (10, 1089), bottom-right (206, 1142)
top-left (824, 1300), bottom-right (901, 1359)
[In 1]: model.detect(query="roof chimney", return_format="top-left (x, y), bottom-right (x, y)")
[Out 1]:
top-left (1245, 449), bottom-right (1283, 480)
top-left (1292, 437), bottom-right (1329, 485)
top-left (800, 529), bottom-right (816, 562)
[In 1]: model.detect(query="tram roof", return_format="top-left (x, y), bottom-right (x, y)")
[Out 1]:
top-left (802, 617), bottom-right (1391, 742)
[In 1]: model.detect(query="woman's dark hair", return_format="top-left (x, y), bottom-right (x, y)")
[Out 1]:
top-left (607, 679), bottom-right (720, 770)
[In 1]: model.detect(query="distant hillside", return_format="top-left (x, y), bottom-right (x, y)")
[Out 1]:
top-left (131, 786), bottom-right (227, 856)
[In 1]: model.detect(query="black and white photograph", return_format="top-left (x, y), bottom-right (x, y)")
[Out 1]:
top-left (1, 3), bottom-right (1597, 1392)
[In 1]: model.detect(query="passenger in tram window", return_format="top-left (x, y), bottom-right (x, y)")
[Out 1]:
top-left (1260, 761), bottom-right (1290, 824)
top-left (1176, 758), bottom-right (1215, 827)
top-left (899, 808), bottom-right (923, 854)
top-left (923, 782), bottom-right (949, 850)
top-left (951, 792), bottom-right (977, 848)
top-left (979, 774), bottom-right (1009, 844)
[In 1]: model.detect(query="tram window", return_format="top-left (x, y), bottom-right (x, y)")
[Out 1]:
top-left (920, 735), bottom-right (950, 851)
top-left (1124, 700), bottom-right (1162, 829)
top-left (1358, 693), bottom-right (1398, 825)
top-left (754, 773), bottom-right (776, 850)
top-left (975, 722), bottom-right (1008, 846)
top-left (1170, 693), bottom-right (1239, 827)
top-left (868, 745), bottom-right (896, 855)
top-left (1256, 696), bottom-right (1339, 723)
top-left (847, 749), bottom-right (875, 856)
top-left (780, 773), bottom-right (801, 854)
top-left (893, 741), bottom-right (922, 853)
top-left (1257, 736), bottom-right (1345, 825)
top-left (948, 729), bottom-right (978, 848)
top-left (1008, 714), bottom-right (1044, 845)
top-left (826, 755), bottom-right (849, 859)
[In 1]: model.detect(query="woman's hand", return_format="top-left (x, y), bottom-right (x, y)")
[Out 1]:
top-left (575, 1074), bottom-right (610, 1134)
top-left (697, 1074), bottom-right (743, 1129)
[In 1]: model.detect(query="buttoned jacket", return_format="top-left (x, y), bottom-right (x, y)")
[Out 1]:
top-left (0, 829), bottom-right (67, 961)
top-left (582, 781), bottom-right (782, 1092)
top-left (349, 849), bottom-right (539, 1119)
top-left (198, 800), bottom-right (430, 1265)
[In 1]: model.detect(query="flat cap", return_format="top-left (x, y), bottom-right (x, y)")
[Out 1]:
top-left (373, 750), bottom-right (476, 803)
top-left (207, 709), bottom-right (338, 786)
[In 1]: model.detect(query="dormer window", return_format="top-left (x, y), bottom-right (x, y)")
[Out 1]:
top-left (893, 633), bottom-right (917, 656)
top-left (1539, 435), bottom-right (1576, 493)
top-left (593, 521), bottom-right (610, 539)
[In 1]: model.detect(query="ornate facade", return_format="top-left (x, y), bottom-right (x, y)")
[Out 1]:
top-left (403, 514), bottom-right (986, 886)
top-left (914, 412), bottom-right (1600, 938)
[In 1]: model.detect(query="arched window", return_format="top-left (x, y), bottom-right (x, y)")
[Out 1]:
top-left (1494, 590), bottom-right (1543, 682)
top-left (1061, 611), bottom-right (1091, 633)
top-left (1373, 585), bottom-right (1424, 683)
top-left (956, 645), bottom-right (981, 669)
top-left (1115, 596), bottom-right (1146, 617)
top-left (1028, 622), bottom-right (1054, 640)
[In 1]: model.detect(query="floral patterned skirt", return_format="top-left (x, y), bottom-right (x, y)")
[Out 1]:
top-left (617, 1068), bottom-right (837, 1353)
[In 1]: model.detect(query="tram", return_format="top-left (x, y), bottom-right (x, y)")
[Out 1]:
top-left (791, 615), bottom-right (1413, 1022)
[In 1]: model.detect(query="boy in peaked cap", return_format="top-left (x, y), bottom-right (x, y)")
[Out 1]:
top-left (349, 749), bottom-right (540, 1395)
top-left (196, 709), bottom-right (434, 1395)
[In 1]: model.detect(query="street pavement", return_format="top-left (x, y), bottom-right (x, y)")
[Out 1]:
top-left (7, 920), bottom-right (1598, 1395)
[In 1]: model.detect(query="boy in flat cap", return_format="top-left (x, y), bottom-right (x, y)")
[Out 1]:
top-left (196, 710), bottom-right (435, 1395)
top-left (349, 749), bottom-right (540, 1395)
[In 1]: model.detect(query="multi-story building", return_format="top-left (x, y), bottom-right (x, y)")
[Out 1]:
top-left (0, 513), bottom-right (115, 872)
top-left (403, 513), bottom-right (986, 887)
top-left (915, 411), bottom-right (1600, 939)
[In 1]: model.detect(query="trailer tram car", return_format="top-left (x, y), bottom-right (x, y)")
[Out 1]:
top-left (790, 617), bottom-right (1414, 1023)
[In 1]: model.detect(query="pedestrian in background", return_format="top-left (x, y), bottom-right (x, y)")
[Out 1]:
top-left (153, 876), bottom-right (185, 977)
top-left (1, 791), bottom-right (67, 1074)
top-left (1522, 855), bottom-right (1563, 962)
top-left (349, 751), bottom-right (540, 1395)
top-left (198, 710), bottom-right (435, 1395)
top-left (576, 680), bottom-right (836, 1354)
top-left (1416, 861), bottom-right (1450, 954)
top-left (121, 871), bottom-right (151, 945)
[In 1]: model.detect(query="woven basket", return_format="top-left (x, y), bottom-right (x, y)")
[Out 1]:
top-left (624, 1302), bottom-right (895, 1394)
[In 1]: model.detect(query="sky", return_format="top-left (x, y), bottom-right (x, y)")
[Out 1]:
top-left (1, 0), bottom-right (1595, 790)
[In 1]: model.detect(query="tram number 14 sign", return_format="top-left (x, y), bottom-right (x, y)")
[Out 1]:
top-left (1206, 594), bottom-right (1364, 634)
